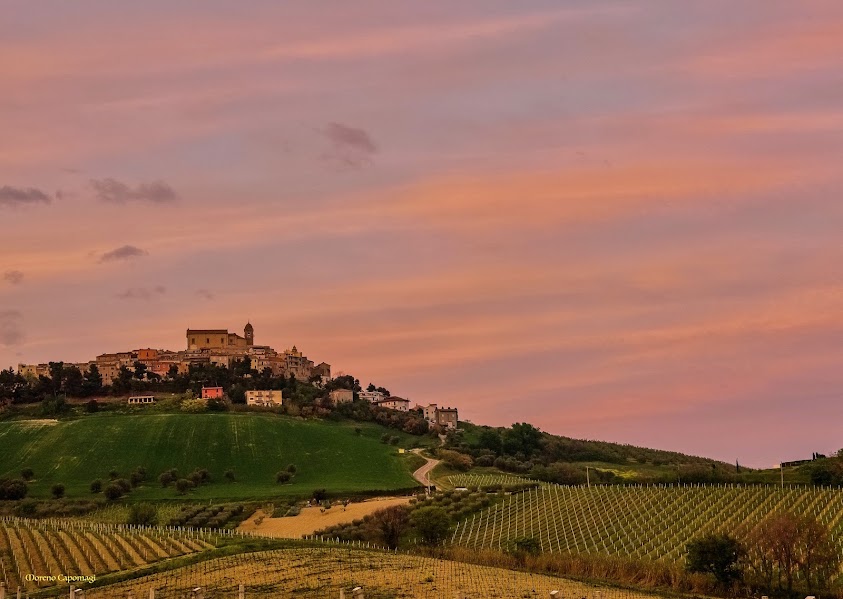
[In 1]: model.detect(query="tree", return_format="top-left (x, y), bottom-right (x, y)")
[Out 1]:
top-left (502, 423), bottom-right (542, 457)
top-left (372, 505), bottom-right (410, 549)
top-left (128, 504), bottom-right (158, 526)
top-left (104, 484), bottom-right (124, 500)
top-left (224, 469), bottom-right (236, 482)
top-left (132, 361), bottom-right (148, 380)
top-left (287, 464), bottom-right (297, 474)
top-left (48, 361), bottom-right (65, 394)
top-left (62, 366), bottom-right (84, 397)
top-left (82, 364), bottom-right (103, 395)
top-left (159, 471), bottom-right (175, 488)
top-left (51, 483), bottom-right (65, 499)
top-left (411, 506), bottom-right (450, 545)
top-left (276, 471), bottom-right (291, 483)
top-left (175, 478), bottom-right (193, 494)
top-left (686, 533), bottom-right (745, 587)
top-left (20, 468), bottom-right (34, 481)
top-left (0, 479), bottom-right (28, 500)
top-left (90, 479), bottom-right (103, 493)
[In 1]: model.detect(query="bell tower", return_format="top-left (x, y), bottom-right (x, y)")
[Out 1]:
top-left (244, 322), bottom-right (254, 346)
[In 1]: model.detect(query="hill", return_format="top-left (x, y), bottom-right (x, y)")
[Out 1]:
top-left (0, 413), bottom-right (421, 500)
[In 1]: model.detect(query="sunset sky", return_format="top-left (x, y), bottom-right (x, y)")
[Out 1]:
top-left (2, 1), bottom-right (842, 467)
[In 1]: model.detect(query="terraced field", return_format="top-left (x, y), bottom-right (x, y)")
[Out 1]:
top-left (450, 483), bottom-right (843, 563)
top-left (0, 517), bottom-right (219, 593)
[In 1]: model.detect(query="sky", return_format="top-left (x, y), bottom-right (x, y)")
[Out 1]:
top-left (1, 1), bottom-right (842, 467)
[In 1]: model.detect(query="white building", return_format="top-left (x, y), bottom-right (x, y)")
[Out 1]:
top-left (245, 389), bottom-right (283, 407)
top-left (359, 390), bottom-right (385, 404)
top-left (375, 396), bottom-right (410, 412)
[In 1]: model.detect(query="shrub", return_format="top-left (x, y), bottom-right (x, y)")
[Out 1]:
top-left (438, 449), bottom-right (473, 471)
top-left (312, 489), bottom-right (328, 502)
top-left (159, 471), bottom-right (175, 488)
top-left (224, 469), bottom-right (236, 482)
top-left (20, 468), bottom-right (34, 481)
top-left (411, 506), bottom-right (450, 545)
top-left (0, 479), bottom-right (28, 500)
top-left (51, 483), bottom-right (65, 499)
top-left (85, 399), bottom-right (99, 413)
top-left (104, 484), bottom-right (124, 501)
top-left (114, 478), bottom-right (131, 493)
top-left (175, 479), bottom-right (193, 495)
top-left (128, 503), bottom-right (158, 526)
top-left (276, 471), bottom-right (291, 484)
top-left (380, 433), bottom-right (390, 444)
top-left (286, 464), bottom-right (297, 474)
top-left (90, 479), bottom-right (103, 494)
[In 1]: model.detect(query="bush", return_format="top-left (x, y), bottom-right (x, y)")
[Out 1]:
top-left (51, 483), bottom-right (65, 499)
top-left (104, 484), bottom-right (124, 501)
top-left (90, 479), bottom-right (103, 494)
top-left (85, 399), bottom-right (99, 413)
top-left (224, 469), bottom-right (236, 482)
top-left (128, 503), bottom-right (158, 526)
top-left (114, 478), bottom-right (131, 494)
top-left (312, 489), bottom-right (328, 502)
top-left (438, 449), bottom-right (473, 471)
top-left (411, 506), bottom-right (450, 545)
top-left (0, 479), bottom-right (28, 500)
top-left (276, 471), bottom-right (291, 484)
top-left (286, 464), bottom-right (297, 474)
top-left (159, 471), bottom-right (175, 488)
top-left (20, 468), bottom-right (34, 481)
top-left (175, 479), bottom-right (193, 495)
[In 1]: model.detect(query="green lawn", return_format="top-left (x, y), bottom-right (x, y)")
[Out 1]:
top-left (0, 413), bottom-right (420, 500)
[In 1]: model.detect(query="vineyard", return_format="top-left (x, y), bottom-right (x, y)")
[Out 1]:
top-left (83, 545), bottom-right (662, 598)
top-left (450, 483), bottom-right (843, 563)
top-left (447, 473), bottom-right (539, 489)
top-left (0, 517), bottom-right (219, 593)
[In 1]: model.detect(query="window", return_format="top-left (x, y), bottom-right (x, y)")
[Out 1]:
top-left (206, 338), bottom-right (210, 343)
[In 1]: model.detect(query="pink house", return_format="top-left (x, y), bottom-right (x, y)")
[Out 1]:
top-left (201, 386), bottom-right (224, 399)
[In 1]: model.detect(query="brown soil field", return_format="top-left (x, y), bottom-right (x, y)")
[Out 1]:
top-left (94, 546), bottom-right (663, 599)
top-left (238, 496), bottom-right (412, 538)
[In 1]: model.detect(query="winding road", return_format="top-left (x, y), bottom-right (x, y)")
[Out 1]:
top-left (411, 448), bottom-right (440, 489)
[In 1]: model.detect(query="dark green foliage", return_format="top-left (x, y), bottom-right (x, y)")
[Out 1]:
top-left (412, 506), bottom-right (451, 545)
top-left (224, 469), bottom-right (236, 482)
top-left (90, 479), bottom-right (102, 493)
top-left (175, 478), bottom-right (193, 494)
top-left (50, 483), bottom-right (65, 499)
top-left (507, 536), bottom-right (541, 560)
top-left (276, 471), bottom-right (291, 484)
top-left (0, 478), bottom-right (28, 500)
top-left (286, 464), bottom-right (297, 474)
top-left (372, 505), bottom-right (410, 549)
top-left (312, 489), bottom-right (328, 502)
top-left (85, 399), bottom-right (99, 413)
top-left (104, 483), bottom-right (124, 500)
top-left (127, 503), bottom-right (158, 526)
top-left (114, 478), bottom-right (131, 494)
top-left (686, 533), bottom-right (745, 587)
top-left (20, 467), bottom-right (34, 481)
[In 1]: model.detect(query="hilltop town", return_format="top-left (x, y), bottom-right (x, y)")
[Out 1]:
top-left (13, 321), bottom-right (458, 430)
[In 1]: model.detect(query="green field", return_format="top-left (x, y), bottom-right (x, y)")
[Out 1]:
top-left (0, 413), bottom-right (420, 500)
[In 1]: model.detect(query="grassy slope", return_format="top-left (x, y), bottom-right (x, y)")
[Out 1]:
top-left (0, 413), bottom-right (420, 500)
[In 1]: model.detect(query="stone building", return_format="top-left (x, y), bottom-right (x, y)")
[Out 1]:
top-left (186, 322), bottom-right (253, 350)
top-left (329, 389), bottom-right (354, 405)
top-left (423, 404), bottom-right (458, 429)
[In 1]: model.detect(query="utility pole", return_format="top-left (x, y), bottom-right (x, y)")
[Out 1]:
top-left (780, 463), bottom-right (784, 488)
top-left (586, 467), bottom-right (590, 488)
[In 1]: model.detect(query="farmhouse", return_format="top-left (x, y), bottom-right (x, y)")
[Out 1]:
top-left (201, 386), bottom-right (224, 399)
top-left (423, 404), bottom-right (459, 429)
top-left (329, 389), bottom-right (354, 405)
top-left (359, 390), bottom-right (385, 403)
top-left (375, 397), bottom-right (410, 412)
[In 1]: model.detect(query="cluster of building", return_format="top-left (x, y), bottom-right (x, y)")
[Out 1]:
top-left (19, 323), bottom-right (331, 387)
top-left (19, 321), bottom-right (459, 429)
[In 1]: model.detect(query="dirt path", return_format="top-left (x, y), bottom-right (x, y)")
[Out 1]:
top-left (238, 496), bottom-right (412, 538)
top-left (411, 448), bottom-right (440, 489)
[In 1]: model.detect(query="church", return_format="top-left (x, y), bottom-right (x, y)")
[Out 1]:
top-left (186, 322), bottom-right (254, 350)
